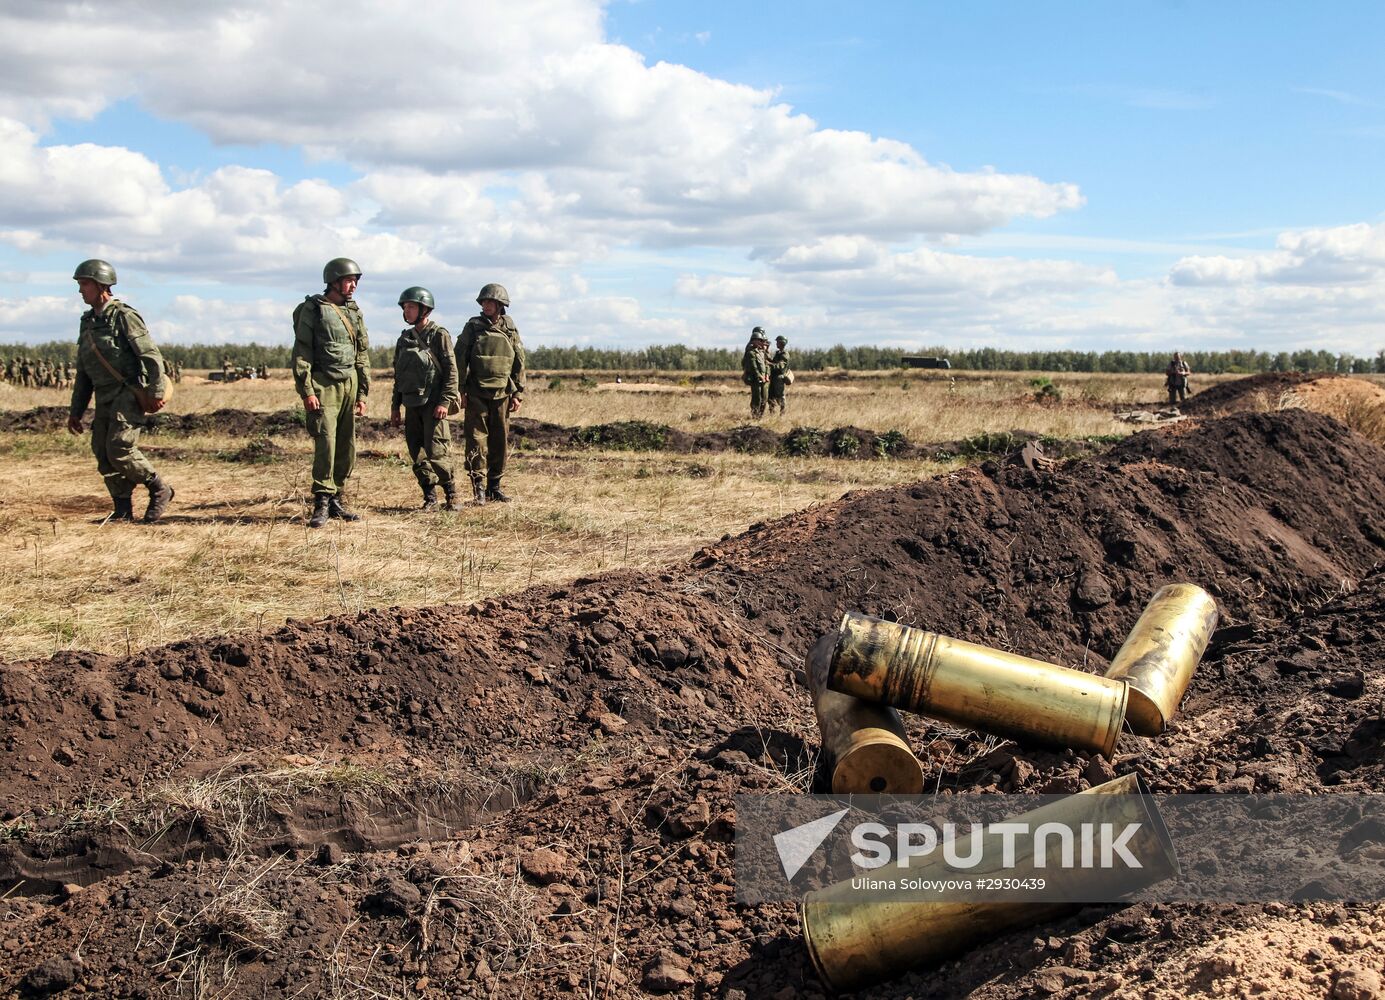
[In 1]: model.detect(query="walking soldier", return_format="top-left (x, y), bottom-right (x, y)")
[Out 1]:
top-left (66, 259), bottom-right (174, 523)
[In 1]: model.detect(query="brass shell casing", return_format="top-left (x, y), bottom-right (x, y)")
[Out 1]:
top-left (807, 633), bottom-right (924, 796)
top-left (800, 773), bottom-right (1177, 993)
top-left (813, 686), bottom-right (925, 796)
top-left (1104, 584), bottom-right (1219, 736)
top-left (828, 613), bottom-right (1129, 758)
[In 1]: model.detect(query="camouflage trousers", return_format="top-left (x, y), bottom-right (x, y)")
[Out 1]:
top-left (306, 373), bottom-right (358, 496)
top-left (1167, 377), bottom-right (1188, 405)
top-left (463, 394), bottom-right (512, 486)
top-left (768, 380), bottom-right (787, 414)
top-left (749, 382), bottom-right (768, 418)
top-left (91, 388), bottom-right (156, 499)
top-left (404, 405), bottom-right (454, 490)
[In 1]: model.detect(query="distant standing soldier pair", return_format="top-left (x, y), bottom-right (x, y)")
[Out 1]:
top-left (388, 280), bottom-right (526, 509)
top-left (291, 260), bottom-right (525, 525)
top-left (66, 259), bottom-right (175, 524)
top-left (742, 327), bottom-right (791, 417)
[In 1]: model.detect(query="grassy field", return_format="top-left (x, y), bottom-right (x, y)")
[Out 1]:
top-left (1, 368), bottom-right (1376, 662)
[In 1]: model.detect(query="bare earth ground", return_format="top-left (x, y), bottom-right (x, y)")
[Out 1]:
top-left (3, 371), bottom-right (1385, 999)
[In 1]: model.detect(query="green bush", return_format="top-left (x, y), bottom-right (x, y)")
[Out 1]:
top-left (547, 376), bottom-right (564, 391)
top-left (874, 429), bottom-right (908, 458)
top-left (1030, 377), bottom-right (1062, 403)
top-left (830, 430), bottom-right (861, 457)
top-left (782, 426), bottom-right (823, 457)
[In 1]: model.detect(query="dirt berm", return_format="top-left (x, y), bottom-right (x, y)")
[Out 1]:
top-left (0, 406), bottom-right (1100, 463)
top-left (4, 408), bottom-right (1385, 998)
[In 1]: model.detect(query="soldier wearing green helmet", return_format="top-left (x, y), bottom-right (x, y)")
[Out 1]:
top-left (390, 286), bottom-right (461, 511)
top-left (454, 282), bottom-right (526, 504)
top-left (292, 257), bottom-right (371, 528)
top-left (67, 259), bottom-right (175, 523)
top-left (741, 327), bottom-right (770, 419)
top-left (768, 334), bottom-right (791, 414)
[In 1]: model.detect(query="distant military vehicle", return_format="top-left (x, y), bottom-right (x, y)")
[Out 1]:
top-left (902, 356), bottom-right (951, 369)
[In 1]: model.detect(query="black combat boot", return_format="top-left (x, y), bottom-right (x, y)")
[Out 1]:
top-left (308, 494), bottom-right (330, 529)
top-left (442, 483), bottom-right (462, 511)
top-left (421, 486), bottom-right (439, 512)
top-left (328, 495), bottom-right (362, 522)
top-left (109, 496), bottom-right (135, 523)
top-left (142, 474), bottom-right (174, 523)
top-left (470, 478), bottom-right (487, 506)
top-left (485, 479), bottom-right (512, 503)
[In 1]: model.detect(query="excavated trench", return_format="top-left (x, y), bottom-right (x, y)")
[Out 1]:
top-left (3, 405), bottom-right (1385, 998)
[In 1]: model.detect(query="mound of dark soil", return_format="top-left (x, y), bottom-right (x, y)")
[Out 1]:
top-left (5, 408), bottom-right (1385, 998)
top-left (1179, 371), bottom-right (1327, 415)
top-left (696, 408), bottom-right (1385, 664)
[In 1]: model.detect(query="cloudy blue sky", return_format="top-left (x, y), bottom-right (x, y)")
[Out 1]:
top-left (1, 0), bottom-right (1382, 354)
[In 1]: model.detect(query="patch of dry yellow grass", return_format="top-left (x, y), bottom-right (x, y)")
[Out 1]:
top-left (0, 426), bottom-right (945, 661)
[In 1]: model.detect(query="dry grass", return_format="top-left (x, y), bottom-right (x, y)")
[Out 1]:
top-left (0, 412), bottom-right (948, 661)
top-left (10, 368), bottom-right (1329, 662)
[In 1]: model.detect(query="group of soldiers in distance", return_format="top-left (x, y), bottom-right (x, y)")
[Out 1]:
top-left (63, 256), bottom-right (525, 527)
top-left (54, 254), bottom-right (1199, 528)
top-left (741, 326), bottom-right (793, 418)
top-left (4, 356), bottom-right (76, 388)
top-left (219, 356), bottom-right (269, 381)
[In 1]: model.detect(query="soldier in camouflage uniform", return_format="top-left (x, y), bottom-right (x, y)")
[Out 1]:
top-left (768, 334), bottom-right (791, 415)
top-left (66, 260), bottom-right (174, 523)
top-left (741, 328), bottom-right (770, 419)
top-left (19, 357), bottom-right (32, 388)
top-left (455, 283), bottom-right (525, 504)
top-left (292, 257), bottom-right (371, 528)
top-left (390, 287), bottom-right (461, 511)
top-left (1165, 352), bottom-right (1192, 405)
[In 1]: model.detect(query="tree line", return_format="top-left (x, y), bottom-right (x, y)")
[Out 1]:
top-left (3, 341), bottom-right (1382, 374)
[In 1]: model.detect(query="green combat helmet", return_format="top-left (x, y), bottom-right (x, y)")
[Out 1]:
top-left (476, 283), bottom-right (510, 306)
top-left (398, 286), bottom-right (435, 310)
top-left (323, 257), bottom-right (362, 284)
top-left (73, 259), bottom-right (117, 286)
top-left (776, 335), bottom-right (788, 346)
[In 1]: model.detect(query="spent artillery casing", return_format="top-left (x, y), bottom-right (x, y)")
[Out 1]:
top-left (828, 613), bottom-right (1128, 758)
top-left (800, 773), bottom-right (1177, 993)
top-left (807, 633), bottom-right (924, 796)
top-left (1104, 584), bottom-right (1219, 736)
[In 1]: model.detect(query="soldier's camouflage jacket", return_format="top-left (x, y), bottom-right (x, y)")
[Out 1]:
top-left (70, 300), bottom-right (165, 416)
top-left (392, 321), bottom-right (461, 411)
top-left (292, 295), bottom-right (370, 401)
